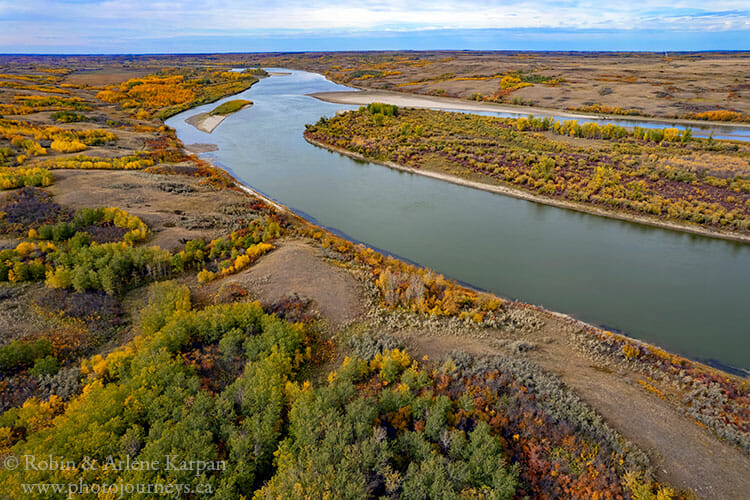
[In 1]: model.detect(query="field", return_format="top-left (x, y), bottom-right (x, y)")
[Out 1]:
top-left (244, 51), bottom-right (750, 122)
top-left (0, 54), bottom-right (748, 499)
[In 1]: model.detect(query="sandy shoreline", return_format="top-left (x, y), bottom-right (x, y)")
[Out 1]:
top-left (309, 90), bottom-right (750, 133)
top-left (305, 136), bottom-right (750, 244)
top-left (185, 103), bottom-right (253, 134)
top-left (184, 143), bottom-right (219, 153)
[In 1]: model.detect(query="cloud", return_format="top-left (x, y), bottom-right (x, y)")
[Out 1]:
top-left (0, 1), bottom-right (747, 52)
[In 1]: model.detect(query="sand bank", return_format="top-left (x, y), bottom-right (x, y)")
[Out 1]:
top-left (185, 103), bottom-right (253, 134)
top-left (184, 143), bottom-right (219, 153)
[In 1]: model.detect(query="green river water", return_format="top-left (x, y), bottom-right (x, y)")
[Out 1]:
top-left (167, 69), bottom-right (750, 373)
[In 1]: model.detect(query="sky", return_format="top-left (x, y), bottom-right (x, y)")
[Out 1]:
top-left (0, 1), bottom-right (748, 53)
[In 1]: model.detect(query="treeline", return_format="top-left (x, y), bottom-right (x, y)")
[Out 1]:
top-left (0, 192), bottom-right (284, 296)
top-left (0, 167), bottom-right (53, 189)
top-left (0, 118), bottom-right (117, 165)
top-left (685, 110), bottom-right (749, 122)
top-left (516, 115), bottom-right (693, 143)
top-left (209, 99), bottom-right (253, 116)
top-left (36, 153), bottom-right (154, 171)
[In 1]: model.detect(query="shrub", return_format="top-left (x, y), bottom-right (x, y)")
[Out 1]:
top-left (0, 167), bottom-right (53, 190)
top-left (367, 102), bottom-right (398, 117)
top-left (0, 339), bottom-right (53, 373)
top-left (30, 355), bottom-right (61, 376)
top-left (50, 138), bottom-right (87, 153)
top-left (51, 111), bottom-right (87, 123)
top-left (197, 268), bottom-right (215, 283)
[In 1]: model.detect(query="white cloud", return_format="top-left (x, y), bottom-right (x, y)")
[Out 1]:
top-left (0, 1), bottom-right (747, 50)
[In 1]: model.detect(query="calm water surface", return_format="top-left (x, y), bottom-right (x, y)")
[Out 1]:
top-left (167, 69), bottom-right (750, 372)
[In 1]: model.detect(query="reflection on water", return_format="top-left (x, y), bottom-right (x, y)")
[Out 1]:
top-left (167, 69), bottom-right (750, 372)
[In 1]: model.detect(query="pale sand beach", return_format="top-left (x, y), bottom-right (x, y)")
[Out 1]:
top-left (185, 103), bottom-right (253, 134)
top-left (185, 112), bottom-right (229, 133)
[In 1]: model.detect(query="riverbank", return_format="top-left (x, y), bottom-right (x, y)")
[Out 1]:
top-left (2, 54), bottom-right (747, 500)
top-left (172, 153), bottom-right (750, 498)
top-left (185, 101), bottom-right (253, 133)
top-left (310, 90), bottom-right (750, 139)
top-left (1, 56), bottom-right (742, 497)
top-left (164, 70), bottom-right (749, 494)
top-left (171, 69), bottom-right (750, 372)
top-left (305, 136), bottom-right (750, 244)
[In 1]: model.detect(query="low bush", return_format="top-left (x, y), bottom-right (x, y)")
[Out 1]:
top-left (0, 167), bottom-right (53, 190)
top-left (0, 187), bottom-right (71, 231)
top-left (30, 356), bottom-right (61, 377)
top-left (51, 111), bottom-right (87, 123)
top-left (0, 339), bottom-right (53, 373)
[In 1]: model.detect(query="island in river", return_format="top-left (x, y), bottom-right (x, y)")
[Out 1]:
top-left (304, 104), bottom-right (750, 242)
top-left (185, 99), bottom-right (254, 133)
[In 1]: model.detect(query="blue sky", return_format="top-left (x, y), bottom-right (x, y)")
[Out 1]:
top-left (0, 1), bottom-right (748, 53)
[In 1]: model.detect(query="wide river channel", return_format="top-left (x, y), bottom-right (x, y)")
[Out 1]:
top-left (167, 69), bottom-right (750, 373)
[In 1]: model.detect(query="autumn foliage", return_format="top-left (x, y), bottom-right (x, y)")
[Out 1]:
top-left (95, 68), bottom-right (266, 119)
top-left (0, 284), bottom-right (672, 499)
top-left (306, 107), bottom-right (750, 233)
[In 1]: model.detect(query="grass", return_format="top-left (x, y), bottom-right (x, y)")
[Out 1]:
top-left (209, 99), bottom-right (253, 116)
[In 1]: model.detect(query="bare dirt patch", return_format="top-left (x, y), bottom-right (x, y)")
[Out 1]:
top-left (394, 310), bottom-right (750, 500)
top-left (64, 69), bottom-right (153, 87)
top-left (529, 321), bottom-right (750, 500)
top-left (214, 239), bottom-right (366, 327)
top-left (46, 169), bottom-right (257, 251)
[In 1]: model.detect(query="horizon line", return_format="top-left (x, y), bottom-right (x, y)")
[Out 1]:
top-left (1, 48), bottom-right (749, 57)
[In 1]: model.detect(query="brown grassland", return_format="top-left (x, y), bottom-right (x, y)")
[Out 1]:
top-left (244, 51), bottom-right (750, 122)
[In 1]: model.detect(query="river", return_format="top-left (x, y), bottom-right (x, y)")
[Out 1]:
top-left (166, 69), bottom-right (750, 373)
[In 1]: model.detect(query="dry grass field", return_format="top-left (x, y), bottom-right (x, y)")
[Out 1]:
top-left (247, 51), bottom-right (750, 121)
